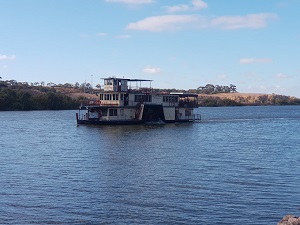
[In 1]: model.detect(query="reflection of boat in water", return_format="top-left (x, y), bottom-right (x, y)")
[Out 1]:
top-left (76, 77), bottom-right (201, 125)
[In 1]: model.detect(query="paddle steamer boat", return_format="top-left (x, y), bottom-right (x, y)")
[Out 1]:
top-left (76, 77), bottom-right (201, 125)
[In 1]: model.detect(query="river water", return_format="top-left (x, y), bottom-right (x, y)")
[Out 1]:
top-left (0, 106), bottom-right (300, 224)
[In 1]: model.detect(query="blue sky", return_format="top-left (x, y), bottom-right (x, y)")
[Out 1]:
top-left (1, 0), bottom-right (300, 97)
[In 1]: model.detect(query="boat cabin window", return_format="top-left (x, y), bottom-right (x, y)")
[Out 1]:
top-left (163, 96), bottom-right (178, 103)
top-left (109, 109), bottom-right (118, 116)
top-left (100, 94), bottom-right (103, 100)
top-left (113, 94), bottom-right (119, 100)
top-left (104, 79), bottom-right (113, 85)
top-left (134, 95), bottom-right (152, 102)
top-left (101, 109), bottom-right (108, 116)
top-left (104, 94), bottom-right (112, 100)
top-left (185, 109), bottom-right (192, 116)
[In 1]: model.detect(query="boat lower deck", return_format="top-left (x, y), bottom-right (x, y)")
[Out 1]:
top-left (76, 104), bottom-right (201, 125)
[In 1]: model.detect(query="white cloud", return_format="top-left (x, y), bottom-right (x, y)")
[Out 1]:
top-left (165, 0), bottom-right (207, 13)
top-left (276, 1), bottom-right (289, 8)
top-left (142, 66), bottom-right (162, 74)
top-left (165, 4), bottom-right (190, 13)
top-left (192, 0), bottom-right (208, 10)
top-left (127, 15), bottom-right (199, 32)
top-left (0, 54), bottom-right (16, 60)
top-left (270, 85), bottom-right (286, 94)
top-left (105, 0), bottom-right (153, 4)
top-left (80, 33), bottom-right (90, 38)
top-left (96, 32), bottom-right (108, 36)
top-left (217, 74), bottom-right (227, 81)
top-left (115, 34), bottom-right (131, 38)
top-left (127, 13), bottom-right (277, 32)
top-left (276, 73), bottom-right (288, 79)
top-left (211, 13), bottom-right (277, 30)
top-left (240, 58), bottom-right (272, 64)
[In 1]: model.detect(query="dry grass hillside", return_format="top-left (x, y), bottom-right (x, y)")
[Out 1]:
top-left (54, 87), bottom-right (98, 100)
top-left (198, 92), bottom-right (300, 105)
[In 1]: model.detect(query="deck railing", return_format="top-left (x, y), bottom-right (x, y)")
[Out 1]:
top-left (193, 114), bottom-right (201, 121)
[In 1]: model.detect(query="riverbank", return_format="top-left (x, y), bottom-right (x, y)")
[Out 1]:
top-left (1, 84), bottom-right (300, 111)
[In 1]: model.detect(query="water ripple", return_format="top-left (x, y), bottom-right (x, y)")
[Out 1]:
top-left (0, 107), bottom-right (300, 224)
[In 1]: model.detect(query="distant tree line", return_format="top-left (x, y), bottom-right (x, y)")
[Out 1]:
top-left (0, 79), bottom-right (100, 93)
top-left (0, 80), bottom-right (83, 111)
top-left (228, 94), bottom-right (300, 106)
top-left (198, 97), bottom-right (243, 107)
top-left (198, 94), bottom-right (300, 107)
top-left (1, 77), bottom-right (299, 109)
top-left (151, 84), bottom-right (237, 95)
top-left (196, 84), bottom-right (237, 94)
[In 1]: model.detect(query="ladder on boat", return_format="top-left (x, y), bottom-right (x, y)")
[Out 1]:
top-left (135, 104), bottom-right (145, 120)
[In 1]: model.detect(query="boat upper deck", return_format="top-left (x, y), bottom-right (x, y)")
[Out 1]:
top-left (101, 77), bottom-right (153, 92)
top-left (88, 77), bottom-right (199, 108)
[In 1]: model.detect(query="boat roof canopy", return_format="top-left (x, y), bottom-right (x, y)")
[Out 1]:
top-left (170, 92), bottom-right (198, 97)
top-left (101, 77), bottom-right (153, 82)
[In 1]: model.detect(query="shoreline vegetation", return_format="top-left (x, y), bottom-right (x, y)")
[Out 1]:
top-left (198, 92), bottom-right (300, 107)
top-left (0, 79), bottom-right (300, 111)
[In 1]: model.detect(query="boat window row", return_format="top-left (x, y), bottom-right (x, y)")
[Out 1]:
top-left (104, 79), bottom-right (114, 85)
top-left (163, 96), bottom-right (178, 103)
top-left (185, 109), bottom-right (192, 116)
top-left (109, 109), bottom-right (118, 116)
top-left (134, 95), bottom-right (152, 102)
top-left (100, 94), bottom-right (122, 101)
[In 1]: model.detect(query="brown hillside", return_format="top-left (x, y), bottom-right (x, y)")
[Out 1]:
top-left (198, 92), bottom-right (299, 105)
top-left (199, 93), bottom-right (266, 99)
top-left (54, 87), bottom-right (98, 100)
top-left (53, 87), bottom-right (299, 106)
